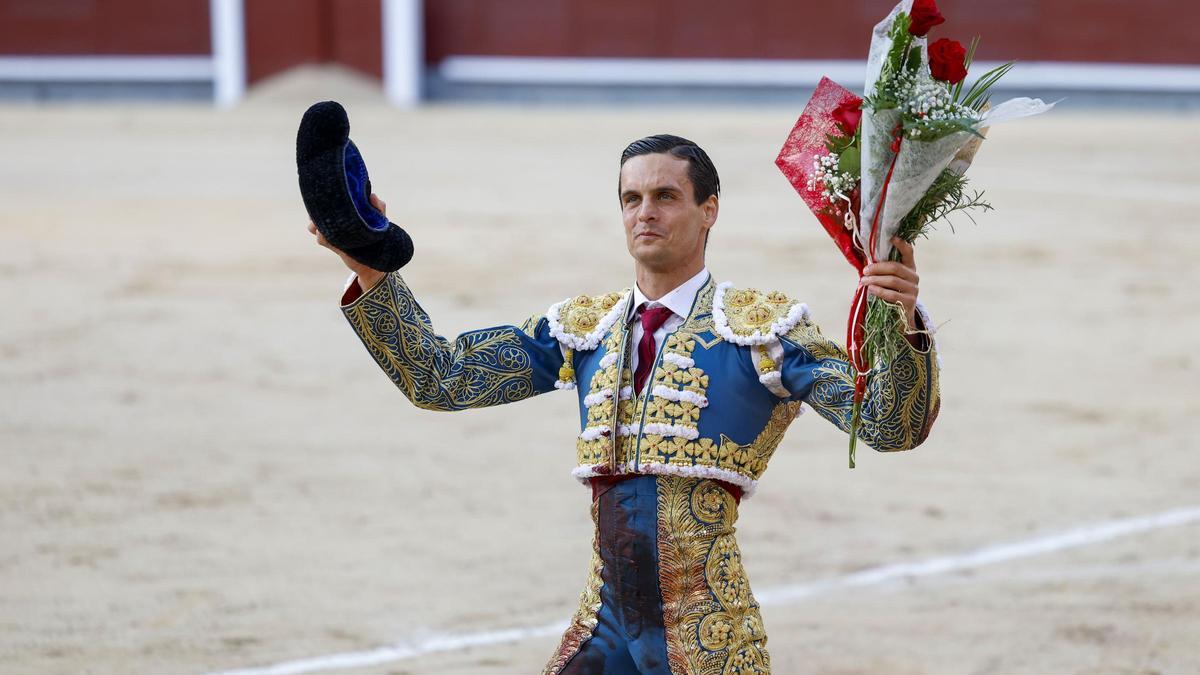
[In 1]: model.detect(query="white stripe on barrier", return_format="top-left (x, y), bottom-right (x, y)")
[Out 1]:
top-left (439, 56), bottom-right (1200, 93)
top-left (0, 56), bottom-right (214, 82)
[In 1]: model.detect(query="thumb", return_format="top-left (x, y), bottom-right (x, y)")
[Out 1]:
top-left (369, 193), bottom-right (387, 216)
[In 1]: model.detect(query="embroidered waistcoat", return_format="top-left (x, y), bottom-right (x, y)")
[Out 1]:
top-left (342, 271), bottom-right (941, 497)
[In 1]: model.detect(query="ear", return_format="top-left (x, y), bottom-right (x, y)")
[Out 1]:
top-left (702, 195), bottom-right (718, 226)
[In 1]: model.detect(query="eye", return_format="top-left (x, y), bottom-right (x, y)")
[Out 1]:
top-left (658, 192), bottom-right (674, 200)
top-left (624, 194), bottom-right (640, 205)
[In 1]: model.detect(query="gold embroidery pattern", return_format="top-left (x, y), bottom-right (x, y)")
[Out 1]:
top-left (721, 288), bottom-right (796, 336)
top-left (637, 284), bottom-right (716, 470)
top-left (657, 477), bottom-right (770, 674)
top-left (639, 330), bottom-right (714, 467)
top-left (570, 277), bottom-right (939, 483)
top-left (543, 500), bottom-right (604, 674)
top-left (575, 282), bottom-right (729, 475)
top-left (782, 319), bottom-right (940, 451)
top-left (577, 323), bottom-right (634, 467)
top-left (342, 272), bottom-right (536, 411)
top-left (687, 282), bottom-right (717, 335)
top-left (557, 291), bottom-right (626, 340)
top-left (637, 281), bottom-right (801, 485)
top-left (519, 313), bottom-right (542, 336)
top-left (717, 400), bottom-right (803, 478)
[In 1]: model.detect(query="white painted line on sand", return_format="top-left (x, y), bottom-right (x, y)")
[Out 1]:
top-left (755, 505), bottom-right (1200, 605)
top-left (210, 623), bottom-right (567, 675)
top-left (439, 57), bottom-right (1200, 93)
top-left (209, 505), bottom-right (1200, 675)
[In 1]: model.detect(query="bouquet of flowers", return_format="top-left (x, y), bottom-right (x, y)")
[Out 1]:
top-left (776, 0), bottom-right (1054, 467)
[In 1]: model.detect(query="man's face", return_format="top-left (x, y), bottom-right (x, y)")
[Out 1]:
top-left (618, 153), bottom-right (716, 272)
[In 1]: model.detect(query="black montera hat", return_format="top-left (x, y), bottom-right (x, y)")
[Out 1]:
top-left (296, 100), bottom-right (414, 272)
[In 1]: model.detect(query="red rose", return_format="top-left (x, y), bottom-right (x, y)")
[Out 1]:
top-left (928, 38), bottom-right (968, 84)
top-left (832, 97), bottom-right (863, 134)
top-left (908, 0), bottom-right (945, 37)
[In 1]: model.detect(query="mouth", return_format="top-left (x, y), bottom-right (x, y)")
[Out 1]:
top-left (635, 232), bottom-right (662, 240)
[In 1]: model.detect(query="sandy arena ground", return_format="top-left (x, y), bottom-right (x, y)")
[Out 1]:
top-left (2, 70), bottom-right (1198, 674)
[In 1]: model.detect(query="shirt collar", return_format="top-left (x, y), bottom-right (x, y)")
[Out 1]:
top-left (627, 266), bottom-right (711, 324)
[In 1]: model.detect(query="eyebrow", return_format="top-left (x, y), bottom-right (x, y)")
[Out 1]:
top-left (621, 185), bottom-right (683, 200)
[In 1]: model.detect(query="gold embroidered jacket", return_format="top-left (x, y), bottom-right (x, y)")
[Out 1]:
top-left (342, 271), bottom-right (940, 496)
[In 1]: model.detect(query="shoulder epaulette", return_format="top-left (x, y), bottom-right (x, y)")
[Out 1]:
top-left (712, 281), bottom-right (809, 346)
top-left (547, 289), bottom-right (629, 351)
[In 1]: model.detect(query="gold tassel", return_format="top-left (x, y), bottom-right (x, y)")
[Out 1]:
top-left (559, 348), bottom-right (576, 383)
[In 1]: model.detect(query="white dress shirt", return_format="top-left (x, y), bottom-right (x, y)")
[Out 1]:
top-left (625, 266), bottom-right (710, 374)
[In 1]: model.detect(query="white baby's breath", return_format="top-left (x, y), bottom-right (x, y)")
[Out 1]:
top-left (806, 151), bottom-right (857, 207)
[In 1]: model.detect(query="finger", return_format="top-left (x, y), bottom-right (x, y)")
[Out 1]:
top-left (860, 275), bottom-right (917, 294)
top-left (891, 236), bottom-right (916, 269)
top-left (867, 285), bottom-right (915, 306)
top-left (369, 193), bottom-right (386, 216)
top-left (863, 262), bottom-right (918, 284)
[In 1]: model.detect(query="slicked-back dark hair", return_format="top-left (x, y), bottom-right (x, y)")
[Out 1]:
top-left (618, 134), bottom-right (720, 205)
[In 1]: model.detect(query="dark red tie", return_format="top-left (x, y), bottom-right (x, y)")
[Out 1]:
top-left (634, 304), bottom-right (675, 395)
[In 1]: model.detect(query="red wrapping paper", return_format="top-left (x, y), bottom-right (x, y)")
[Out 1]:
top-left (775, 77), bottom-right (866, 275)
top-left (775, 77), bottom-right (873, 388)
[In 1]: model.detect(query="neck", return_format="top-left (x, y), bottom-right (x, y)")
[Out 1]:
top-left (635, 258), bottom-right (705, 301)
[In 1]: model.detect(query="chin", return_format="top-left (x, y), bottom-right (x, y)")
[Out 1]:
top-left (634, 253), bottom-right (679, 272)
top-left (632, 240), bottom-right (664, 257)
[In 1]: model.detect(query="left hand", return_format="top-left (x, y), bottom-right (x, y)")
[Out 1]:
top-left (860, 236), bottom-right (920, 330)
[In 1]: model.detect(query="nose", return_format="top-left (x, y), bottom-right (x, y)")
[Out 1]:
top-left (637, 200), bottom-right (657, 223)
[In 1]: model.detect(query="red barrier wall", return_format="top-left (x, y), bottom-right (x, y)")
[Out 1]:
top-left (244, 0), bottom-right (381, 84)
top-left (0, 0), bottom-right (381, 85)
top-left (0, 0), bottom-right (210, 55)
top-left (3, 1), bottom-right (1194, 89)
top-left (425, 0), bottom-right (1200, 65)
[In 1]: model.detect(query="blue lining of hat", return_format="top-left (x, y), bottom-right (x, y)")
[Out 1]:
top-left (343, 141), bottom-right (389, 233)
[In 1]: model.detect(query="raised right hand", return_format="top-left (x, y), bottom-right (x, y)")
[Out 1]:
top-left (308, 193), bottom-right (387, 291)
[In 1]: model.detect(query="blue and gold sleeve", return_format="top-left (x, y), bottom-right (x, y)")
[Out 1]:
top-left (776, 315), bottom-right (941, 452)
top-left (340, 271), bottom-right (566, 411)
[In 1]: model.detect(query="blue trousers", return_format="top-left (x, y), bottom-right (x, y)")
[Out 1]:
top-left (559, 476), bottom-right (673, 674)
top-left (544, 474), bottom-right (770, 675)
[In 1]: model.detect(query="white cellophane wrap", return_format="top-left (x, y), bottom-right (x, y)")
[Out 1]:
top-left (978, 96), bottom-right (1056, 127)
top-left (870, 121), bottom-right (972, 262)
top-left (858, 0), bottom-right (913, 263)
top-left (860, 0), bottom-right (1055, 263)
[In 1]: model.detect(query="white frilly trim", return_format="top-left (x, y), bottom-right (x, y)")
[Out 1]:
top-left (581, 421), bottom-right (697, 441)
top-left (641, 422), bottom-right (700, 440)
top-left (712, 281), bottom-right (810, 346)
top-left (661, 352), bottom-right (695, 369)
top-left (583, 389), bottom-right (613, 407)
top-left (651, 384), bottom-right (709, 408)
top-left (571, 464), bottom-right (607, 481)
top-left (914, 300), bottom-right (943, 369)
top-left (555, 380), bottom-right (577, 391)
top-left (547, 294), bottom-right (629, 352)
top-left (579, 422), bottom-right (641, 441)
top-left (757, 371), bottom-right (791, 398)
top-left (599, 351), bottom-right (620, 368)
top-left (582, 386), bottom-right (634, 408)
top-left (570, 462), bottom-right (760, 499)
top-left (755, 370), bottom-right (804, 415)
top-left (579, 425), bottom-right (610, 441)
